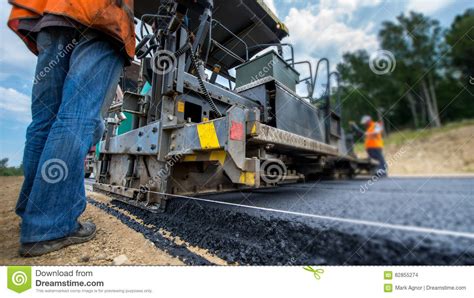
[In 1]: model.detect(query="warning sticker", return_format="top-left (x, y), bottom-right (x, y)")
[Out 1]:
top-left (177, 101), bottom-right (185, 113)
top-left (230, 121), bottom-right (244, 141)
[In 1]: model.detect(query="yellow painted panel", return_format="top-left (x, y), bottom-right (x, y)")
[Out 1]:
top-left (177, 101), bottom-right (185, 113)
top-left (239, 172), bottom-right (255, 186)
top-left (209, 150), bottom-right (226, 165)
top-left (183, 155), bottom-right (197, 162)
top-left (197, 122), bottom-right (220, 149)
top-left (251, 123), bottom-right (257, 134)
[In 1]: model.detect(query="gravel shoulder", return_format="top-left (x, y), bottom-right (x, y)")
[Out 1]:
top-left (0, 176), bottom-right (183, 266)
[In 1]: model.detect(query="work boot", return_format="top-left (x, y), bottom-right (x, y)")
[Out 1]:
top-left (19, 221), bottom-right (96, 257)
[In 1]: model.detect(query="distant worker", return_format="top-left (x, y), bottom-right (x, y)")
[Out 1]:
top-left (350, 115), bottom-right (387, 177)
top-left (8, 0), bottom-right (135, 256)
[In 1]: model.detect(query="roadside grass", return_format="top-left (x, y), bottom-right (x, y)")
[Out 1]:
top-left (0, 167), bottom-right (23, 176)
top-left (355, 119), bottom-right (474, 153)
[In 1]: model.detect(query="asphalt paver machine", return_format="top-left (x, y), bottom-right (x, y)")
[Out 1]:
top-left (94, 0), bottom-right (376, 211)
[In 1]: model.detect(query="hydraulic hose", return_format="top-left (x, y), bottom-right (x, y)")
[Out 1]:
top-left (186, 43), bottom-right (222, 118)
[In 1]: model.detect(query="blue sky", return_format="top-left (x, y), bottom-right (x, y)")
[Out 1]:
top-left (0, 0), bottom-right (472, 166)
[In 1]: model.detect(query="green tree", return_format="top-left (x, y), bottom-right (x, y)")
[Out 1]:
top-left (446, 9), bottom-right (474, 78)
top-left (337, 50), bottom-right (402, 132)
top-left (0, 158), bottom-right (24, 176)
top-left (337, 10), bottom-right (474, 132)
top-left (0, 158), bottom-right (8, 169)
top-left (440, 9), bottom-right (474, 122)
top-left (379, 11), bottom-right (444, 128)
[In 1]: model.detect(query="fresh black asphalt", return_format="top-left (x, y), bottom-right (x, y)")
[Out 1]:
top-left (87, 177), bottom-right (474, 265)
top-left (203, 177), bottom-right (474, 233)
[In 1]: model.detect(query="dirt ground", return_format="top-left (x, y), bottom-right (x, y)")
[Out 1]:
top-left (357, 123), bottom-right (474, 175)
top-left (0, 176), bottom-right (183, 266)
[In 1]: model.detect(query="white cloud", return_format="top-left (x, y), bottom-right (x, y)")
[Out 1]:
top-left (406, 0), bottom-right (454, 15)
top-left (283, 4), bottom-right (379, 66)
top-left (320, 0), bottom-right (382, 14)
top-left (279, 1), bottom-right (381, 97)
top-left (0, 86), bottom-right (31, 122)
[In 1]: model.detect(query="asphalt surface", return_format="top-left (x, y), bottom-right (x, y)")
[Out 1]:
top-left (204, 177), bottom-right (474, 233)
top-left (86, 177), bottom-right (474, 265)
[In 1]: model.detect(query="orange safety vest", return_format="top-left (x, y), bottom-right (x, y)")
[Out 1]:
top-left (7, 0), bottom-right (135, 59)
top-left (365, 121), bottom-right (384, 149)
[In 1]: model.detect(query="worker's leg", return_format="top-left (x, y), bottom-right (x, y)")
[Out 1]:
top-left (367, 148), bottom-right (388, 177)
top-left (378, 149), bottom-right (388, 175)
top-left (16, 28), bottom-right (76, 219)
top-left (19, 30), bottom-right (124, 243)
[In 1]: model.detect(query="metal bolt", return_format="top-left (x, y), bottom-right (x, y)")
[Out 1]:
top-left (151, 144), bottom-right (157, 150)
top-left (138, 131), bottom-right (144, 136)
top-left (168, 115), bottom-right (174, 121)
top-left (152, 127), bottom-right (158, 133)
top-left (137, 146), bottom-right (142, 152)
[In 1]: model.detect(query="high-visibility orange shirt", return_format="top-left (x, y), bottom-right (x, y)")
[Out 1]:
top-left (7, 0), bottom-right (135, 59)
top-left (365, 121), bottom-right (384, 149)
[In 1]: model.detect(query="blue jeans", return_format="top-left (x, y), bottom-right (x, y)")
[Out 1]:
top-left (367, 148), bottom-right (388, 176)
top-left (17, 27), bottom-right (124, 243)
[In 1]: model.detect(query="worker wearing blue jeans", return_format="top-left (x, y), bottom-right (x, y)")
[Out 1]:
top-left (16, 26), bottom-right (124, 256)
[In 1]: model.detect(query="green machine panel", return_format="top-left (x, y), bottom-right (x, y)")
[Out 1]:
top-left (117, 112), bottom-right (134, 135)
top-left (235, 50), bottom-right (300, 91)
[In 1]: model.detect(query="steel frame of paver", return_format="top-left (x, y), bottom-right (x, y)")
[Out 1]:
top-left (94, 0), bottom-right (376, 211)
